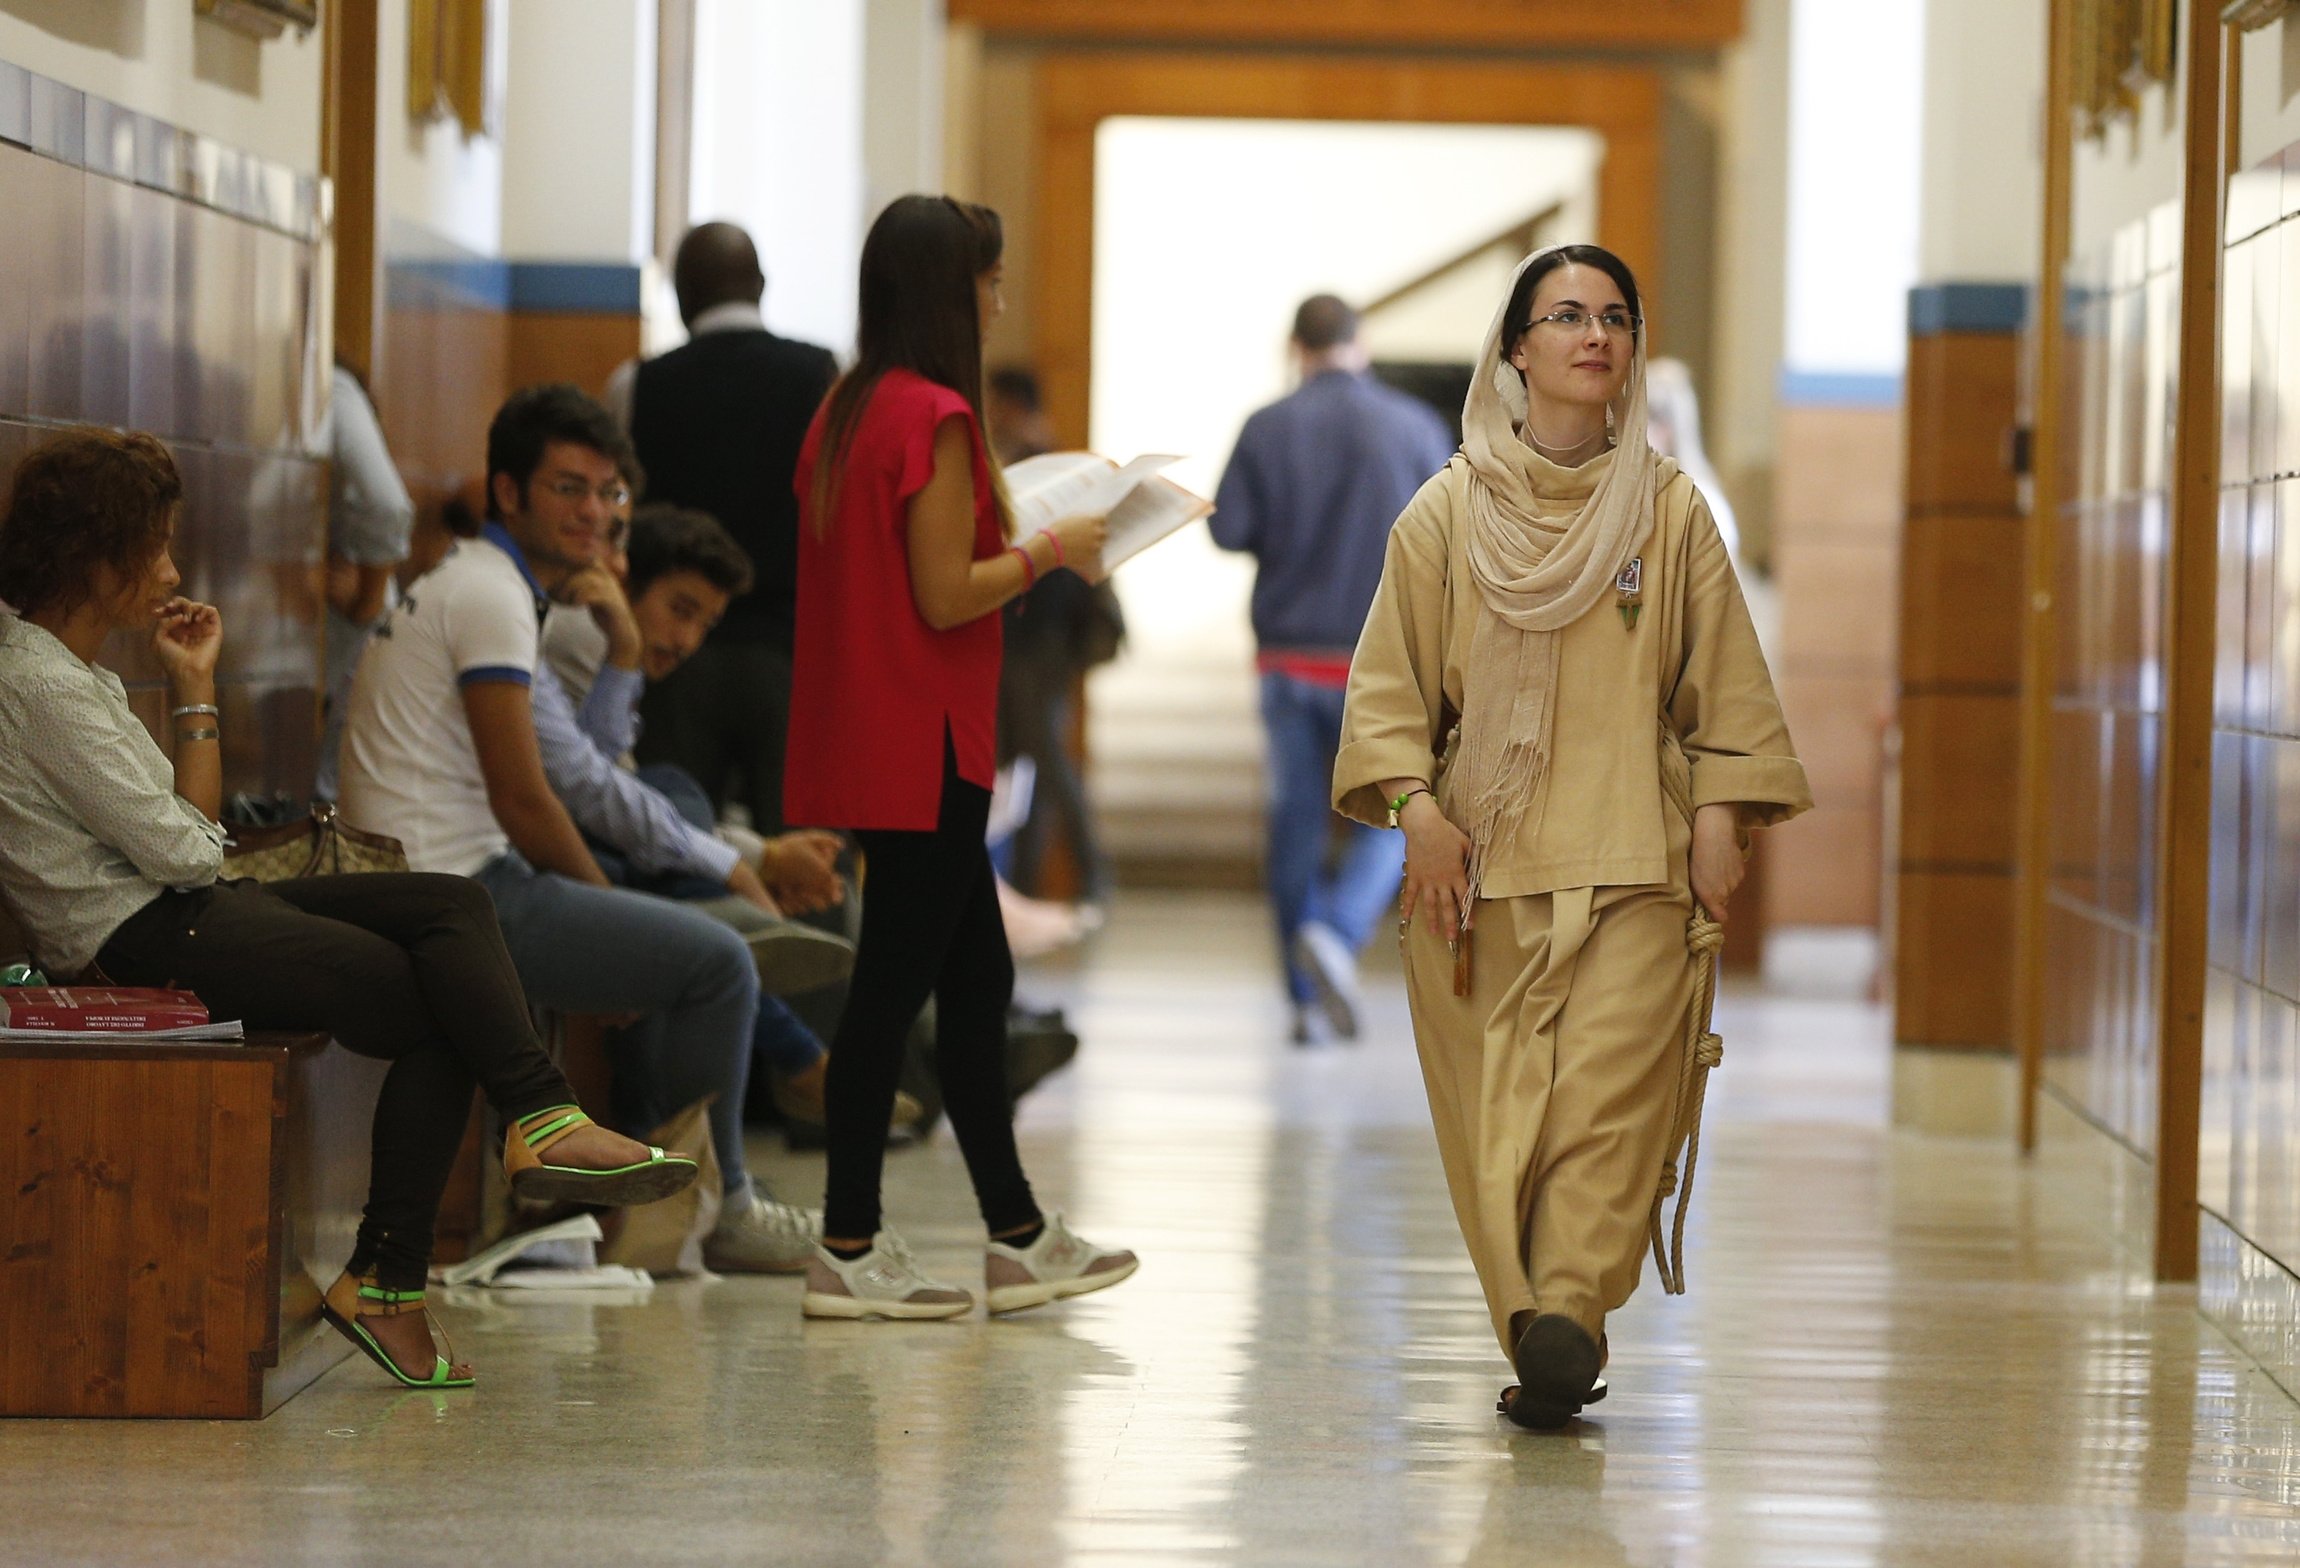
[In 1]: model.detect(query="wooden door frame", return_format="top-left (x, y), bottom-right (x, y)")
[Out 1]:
top-left (324, 0), bottom-right (383, 383)
top-left (1032, 52), bottom-right (1664, 447)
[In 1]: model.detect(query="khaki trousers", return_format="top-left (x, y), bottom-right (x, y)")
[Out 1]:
top-left (1402, 867), bottom-right (1695, 1357)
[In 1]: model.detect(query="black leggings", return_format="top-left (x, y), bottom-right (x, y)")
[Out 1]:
top-left (99, 873), bottom-right (573, 1291)
top-left (822, 747), bottom-right (1039, 1241)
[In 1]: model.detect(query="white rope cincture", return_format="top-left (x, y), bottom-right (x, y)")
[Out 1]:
top-left (1649, 906), bottom-right (1725, 1296)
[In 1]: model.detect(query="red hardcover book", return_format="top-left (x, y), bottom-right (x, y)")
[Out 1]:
top-left (0, 987), bottom-right (211, 1031)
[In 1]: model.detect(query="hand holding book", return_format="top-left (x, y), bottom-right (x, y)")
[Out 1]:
top-left (1006, 452), bottom-right (1212, 573)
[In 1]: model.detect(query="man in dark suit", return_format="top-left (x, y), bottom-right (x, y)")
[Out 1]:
top-left (604, 222), bottom-right (838, 833)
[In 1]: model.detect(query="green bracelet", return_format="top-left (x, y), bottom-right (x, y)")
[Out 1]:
top-left (1387, 787), bottom-right (1432, 828)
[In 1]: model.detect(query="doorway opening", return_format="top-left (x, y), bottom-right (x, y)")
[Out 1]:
top-left (1082, 116), bottom-right (1601, 880)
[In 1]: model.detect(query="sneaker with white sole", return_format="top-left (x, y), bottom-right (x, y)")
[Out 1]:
top-left (984, 1213), bottom-right (1138, 1314)
top-left (802, 1231), bottom-right (974, 1320)
top-left (1292, 920), bottom-right (1363, 1040)
top-left (703, 1183), bottom-right (822, 1274)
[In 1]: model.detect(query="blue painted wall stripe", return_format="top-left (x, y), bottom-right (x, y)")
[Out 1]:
top-left (1779, 369), bottom-right (1903, 409)
top-left (1907, 281), bottom-right (2029, 336)
top-left (508, 262), bottom-right (644, 315)
top-left (383, 258), bottom-right (644, 315)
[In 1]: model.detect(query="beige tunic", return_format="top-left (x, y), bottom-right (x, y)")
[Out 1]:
top-left (1333, 450), bottom-right (1809, 883)
top-left (1336, 448), bottom-right (1810, 1357)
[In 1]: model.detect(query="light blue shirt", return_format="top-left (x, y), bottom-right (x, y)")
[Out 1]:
top-left (530, 658), bottom-right (737, 884)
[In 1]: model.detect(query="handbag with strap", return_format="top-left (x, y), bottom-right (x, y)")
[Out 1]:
top-left (222, 802), bottom-right (410, 882)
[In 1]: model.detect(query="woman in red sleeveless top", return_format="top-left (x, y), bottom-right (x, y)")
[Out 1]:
top-left (786, 195), bottom-right (1137, 1320)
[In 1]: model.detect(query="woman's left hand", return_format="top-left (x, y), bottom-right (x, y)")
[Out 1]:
top-left (1690, 803), bottom-right (1744, 922)
top-left (151, 597), bottom-right (223, 686)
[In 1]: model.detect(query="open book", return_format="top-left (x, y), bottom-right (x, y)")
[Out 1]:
top-left (1005, 451), bottom-right (1212, 570)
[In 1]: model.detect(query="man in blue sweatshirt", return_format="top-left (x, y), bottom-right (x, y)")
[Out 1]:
top-left (1211, 295), bottom-right (1458, 1044)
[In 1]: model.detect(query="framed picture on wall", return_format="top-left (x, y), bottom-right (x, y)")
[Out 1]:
top-left (196, 0), bottom-right (317, 39)
top-left (2224, 2), bottom-right (2300, 30)
top-left (408, 0), bottom-right (492, 137)
top-left (2077, 0), bottom-right (2183, 138)
top-left (2133, 0), bottom-right (2176, 86)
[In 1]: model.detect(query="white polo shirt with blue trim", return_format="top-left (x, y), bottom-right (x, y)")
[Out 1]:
top-left (338, 526), bottom-right (546, 876)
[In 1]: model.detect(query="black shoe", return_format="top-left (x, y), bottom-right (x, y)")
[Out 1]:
top-left (1008, 1005), bottom-right (1079, 1101)
top-left (1502, 1314), bottom-right (1601, 1430)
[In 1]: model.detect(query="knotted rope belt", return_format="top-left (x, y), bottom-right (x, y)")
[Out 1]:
top-left (1648, 906), bottom-right (1725, 1296)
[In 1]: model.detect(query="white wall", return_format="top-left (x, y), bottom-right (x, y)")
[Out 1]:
top-left (1917, 0), bottom-right (2044, 283)
top-left (0, 1), bottom-right (322, 171)
top-left (500, 0), bottom-right (654, 263)
top-left (2068, 69), bottom-right (2182, 261)
top-left (2239, 15), bottom-right (2300, 172)
top-left (688, 0), bottom-right (864, 352)
top-left (1712, 0), bottom-right (1792, 480)
top-left (863, 0), bottom-right (942, 218)
top-left (380, 0), bottom-right (506, 257)
top-left (1783, 0), bottom-right (1923, 376)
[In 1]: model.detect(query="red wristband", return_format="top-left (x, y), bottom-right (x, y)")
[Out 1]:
top-left (1010, 543), bottom-right (1038, 586)
top-left (1037, 527), bottom-right (1065, 568)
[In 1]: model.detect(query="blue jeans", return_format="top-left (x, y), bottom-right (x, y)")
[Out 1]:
top-left (1260, 670), bottom-right (1405, 1004)
top-left (586, 763), bottom-right (829, 1080)
top-left (476, 850), bottom-right (761, 1192)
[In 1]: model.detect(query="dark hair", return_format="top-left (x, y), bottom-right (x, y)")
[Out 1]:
top-left (1292, 294), bottom-right (1360, 352)
top-left (0, 428), bottom-right (183, 616)
top-left (987, 365), bottom-right (1042, 413)
top-left (439, 494), bottom-right (483, 540)
top-left (810, 195), bottom-right (1012, 538)
top-left (673, 221), bottom-right (765, 325)
top-left (1503, 244), bottom-right (1643, 346)
top-left (625, 503), bottom-right (754, 599)
top-left (485, 383), bottom-right (633, 520)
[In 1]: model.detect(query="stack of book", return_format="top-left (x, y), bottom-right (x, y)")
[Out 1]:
top-left (0, 987), bottom-right (243, 1043)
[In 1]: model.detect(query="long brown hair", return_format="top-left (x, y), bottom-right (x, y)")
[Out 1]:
top-left (809, 195), bottom-right (1014, 539)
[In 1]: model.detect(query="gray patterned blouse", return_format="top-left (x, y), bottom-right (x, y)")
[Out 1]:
top-left (0, 613), bottom-right (225, 975)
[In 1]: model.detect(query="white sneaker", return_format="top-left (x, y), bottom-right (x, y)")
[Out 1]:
top-left (703, 1183), bottom-right (822, 1274)
top-left (984, 1213), bottom-right (1138, 1315)
top-left (802, 1231), bottom-right (974, 1320)
top-left (1292, 921), bottom-right (1363, 1040)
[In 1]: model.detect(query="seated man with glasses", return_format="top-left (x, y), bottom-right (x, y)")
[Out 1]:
top-left (338, 384), bottom-right (819, 1272)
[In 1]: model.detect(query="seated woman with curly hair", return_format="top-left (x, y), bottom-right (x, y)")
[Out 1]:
top-left (0, 427), bottom-right (698, 1389)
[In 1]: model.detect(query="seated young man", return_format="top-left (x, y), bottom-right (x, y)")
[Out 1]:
top-left (535, 488), bottom-right (851, 988)
top-left (545, 505), bottom-right (845, 915)
top-left (337, 383), bottom-right (814, 1272)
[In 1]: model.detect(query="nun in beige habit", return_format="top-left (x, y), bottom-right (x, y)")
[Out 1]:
top-left (1335, 244), bottom-right (1809, 1430)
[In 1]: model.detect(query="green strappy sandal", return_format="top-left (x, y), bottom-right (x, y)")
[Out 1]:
top-left (504, 1104), bottom-right (700, 1206)
top-left (321, 1271), bottom-right (474, 1389)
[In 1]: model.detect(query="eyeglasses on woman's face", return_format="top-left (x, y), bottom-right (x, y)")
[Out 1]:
top-left (1524, 308), bottom-right (1640, 338)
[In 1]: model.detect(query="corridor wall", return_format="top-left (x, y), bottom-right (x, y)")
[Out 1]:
top-left (2028, 3), bottom-right (2300, 1389)
top-left (2202, 149), bottom-right (2300, 1362)
top-left (0, 64), bottom-right (327, 802)
top-left (2043, 206), bottom-right (2178, 1158)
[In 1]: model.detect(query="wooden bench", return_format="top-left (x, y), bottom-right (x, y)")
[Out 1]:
top-left (0, 1031), bottom-right (389, 1419)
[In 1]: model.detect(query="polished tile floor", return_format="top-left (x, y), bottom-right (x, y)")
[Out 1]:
top-left (5, 891), bottom-right (2299, 1566)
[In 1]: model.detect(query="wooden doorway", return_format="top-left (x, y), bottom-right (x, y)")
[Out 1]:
top-left (1031, 52), bottom-right (1664, 447)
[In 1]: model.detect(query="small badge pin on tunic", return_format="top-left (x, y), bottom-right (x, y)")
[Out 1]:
top-left (1616, 556), bottom-right (1643, 630)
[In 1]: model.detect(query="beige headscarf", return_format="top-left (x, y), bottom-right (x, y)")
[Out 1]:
top-left (1441, 248), bottom-right (1658, 900)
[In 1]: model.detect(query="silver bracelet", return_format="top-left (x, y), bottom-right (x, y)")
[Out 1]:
top-left (176, 727), bottom-right (220, 743)
top-left (169, 703), bottom-right (220, 719)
